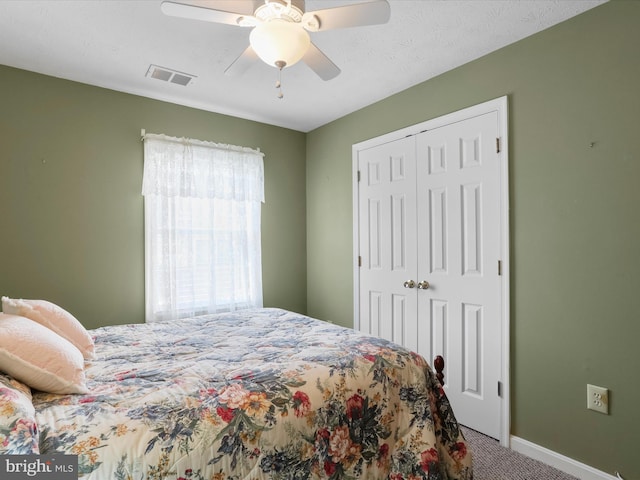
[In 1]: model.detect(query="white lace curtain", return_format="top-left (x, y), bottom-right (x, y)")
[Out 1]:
top-left (142, 133), bottom-right (265, 323)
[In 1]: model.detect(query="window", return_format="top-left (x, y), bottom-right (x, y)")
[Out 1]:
top-left (142, 134), bottom-right (264, 322)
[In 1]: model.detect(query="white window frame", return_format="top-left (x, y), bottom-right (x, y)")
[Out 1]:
top-left (142, 133), bottom-right (264, 322)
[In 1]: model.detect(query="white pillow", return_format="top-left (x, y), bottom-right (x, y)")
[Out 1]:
top-left (2, 296), bottom-right (95, 359)
top-left (0, 313), bottom-right (88, 395)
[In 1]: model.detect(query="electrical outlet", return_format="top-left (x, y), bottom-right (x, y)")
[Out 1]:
top-left (587, 384), bottom-right (609, 414)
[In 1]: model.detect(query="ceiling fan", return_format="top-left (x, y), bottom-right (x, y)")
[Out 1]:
top-left (160, 0), bottom-right (391, 83)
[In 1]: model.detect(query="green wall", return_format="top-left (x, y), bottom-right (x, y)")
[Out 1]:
top-left (306, 2), bottom-right (639, 477)
top-left (0, 65), bottom-right (307, 329)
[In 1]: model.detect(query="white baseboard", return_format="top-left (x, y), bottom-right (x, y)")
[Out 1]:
top-left (510, 436), bottom-right (620, 480)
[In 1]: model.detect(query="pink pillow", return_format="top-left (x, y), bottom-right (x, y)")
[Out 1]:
top-left (0, 313), bottom-right (88, 394)
top-left (2, 296), bottom-right (94, 359)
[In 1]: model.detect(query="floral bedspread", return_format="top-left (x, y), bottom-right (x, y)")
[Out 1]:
top-left (0, 372), bottom-right (40, 454)
top-left (28, 308), bottom-right (472, 479)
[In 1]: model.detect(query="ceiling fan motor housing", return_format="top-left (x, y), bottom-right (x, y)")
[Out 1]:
top-left (254, 0), bottom-right (306, 23)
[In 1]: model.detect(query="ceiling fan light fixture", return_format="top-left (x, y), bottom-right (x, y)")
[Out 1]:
top-left (249, 20), bottom-right (310, 69)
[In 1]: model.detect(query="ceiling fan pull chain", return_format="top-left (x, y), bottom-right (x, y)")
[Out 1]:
top-left (275, 60), bottom-right (285, 99)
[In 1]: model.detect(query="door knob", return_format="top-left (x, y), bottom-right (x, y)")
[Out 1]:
top-left (418, 280), bottom-right (430, 290)
top-left (403, 280), bottom-right (416, 289)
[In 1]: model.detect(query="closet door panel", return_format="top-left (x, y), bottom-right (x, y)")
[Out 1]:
top-left (357, 137), bottom-right (418, 347)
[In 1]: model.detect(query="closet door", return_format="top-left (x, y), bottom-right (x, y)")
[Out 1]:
top-left (416, 111), bottom-right (502, 439)
top-left (355, 97), bottom-right (509, 443)
top-left (357, 137), bottom-right (419, 349)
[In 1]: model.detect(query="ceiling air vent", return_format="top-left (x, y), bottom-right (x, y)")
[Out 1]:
top-left (146, 65), bottom-right (196, 86)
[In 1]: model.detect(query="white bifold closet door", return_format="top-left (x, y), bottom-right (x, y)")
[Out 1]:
top-left (357, 111), bottom-right (502, 439)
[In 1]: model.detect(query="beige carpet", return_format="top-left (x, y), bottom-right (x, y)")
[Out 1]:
top-left (461, 426), bottom-right (580, 480)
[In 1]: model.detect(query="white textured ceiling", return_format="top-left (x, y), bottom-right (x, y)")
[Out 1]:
top-left (0, 0), bottom-right (606, 132)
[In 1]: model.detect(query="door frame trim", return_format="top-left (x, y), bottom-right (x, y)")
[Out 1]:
top-left (352, 96), bottom-right (510, 446)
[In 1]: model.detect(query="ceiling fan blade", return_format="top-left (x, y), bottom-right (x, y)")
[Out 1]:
top-left (224, 45), bottom-right (259, 76)
top-left (301, 43), bottom-right (340, 81)
top-left (303, 0), bottom-right (390, 32)
top-left (161, 1), bottom-right (249, 26)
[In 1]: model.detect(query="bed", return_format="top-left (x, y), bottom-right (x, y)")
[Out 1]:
top-left (1, 307), bottom-right (472, 479)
